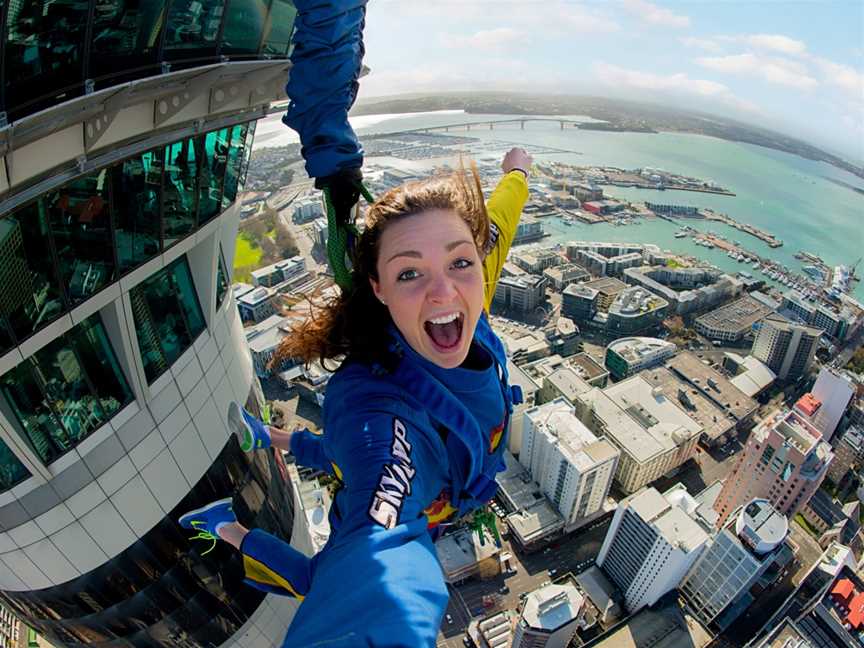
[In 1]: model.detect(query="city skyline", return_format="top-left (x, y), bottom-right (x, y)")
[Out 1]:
top-left (358, 1), bottom-right (864, 161)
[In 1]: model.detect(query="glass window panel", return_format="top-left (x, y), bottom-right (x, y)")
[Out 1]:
top-left (68, 317), bottom-right (133, 419)
top-left (0, 319), bottom-right (14, 357)
top-left (3, 0), bottom-right (90, 121)
top-left (112, 150), bottom-right (164, 274)
top-left (238, 121), bottom-right (257, 189)
top-left (215, 246), bottom-right (229, 309)
top-left (171, 259), bottom-right (207, 339)
top-left (0, 438), bottom-right (31, 492)
top-left (1, 204), bottom-right (66, 343)
top-left (163, 139), bottom-right (199, 248)
top-left (197, 130), bottom-right (229, 226)
top-left (221, 0), bottom-right (267, 55)
top-left (0, 314), bottom-right (131, 464)
top-left (163, 0), bottom-right (224, 60)
top-left (130, 257), bottom-right (205, 383)
top-left (46, 170), bottom-right (116, 307)
top-left (222, 124), bottom-right (247, 208)
top-left (0, 362), bottom-right (67, 464)
top-left (89, 0), bottom-right (165, 86)
top-left (261, 0), bottom-right (296, 57)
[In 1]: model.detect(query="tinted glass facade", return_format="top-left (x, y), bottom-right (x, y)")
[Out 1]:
top-left (0, 439), bottom-right (30, 492)
top-left (130, 257), bottom-right (206, 384)
top-left (0, 435), bottom-right (295, 648)
top-left (215, 246), bottom-right (229, 309)
top-left (0, 315), bottom-right (133, 466)
top-left (0, 126), bottom-right (252, 356)
top-left (1, 0), bottom-right (297, 122)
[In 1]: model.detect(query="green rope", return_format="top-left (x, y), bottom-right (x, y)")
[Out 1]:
top-left (323, 182), bottom-right (374, 291)
top-left (468, 507), bottom-right (502, 548)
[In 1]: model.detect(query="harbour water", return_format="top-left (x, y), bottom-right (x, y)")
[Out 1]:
top-left (258, 110), bottom-right (864, 300)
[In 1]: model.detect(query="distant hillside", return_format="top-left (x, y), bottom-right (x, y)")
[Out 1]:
top-left (352, 93), bottom-right (864, 181)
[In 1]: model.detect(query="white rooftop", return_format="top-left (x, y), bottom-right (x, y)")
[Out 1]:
top-left (629, 487), bottom-right (710, 553)
top-left (582, 376), bottom-right (702, 463)
top-left (607, 336), bottom-right (677, 362)
top-left (435, 526), bottom-right (500, 578)
top-left (528, 400), bottom-right (608, 472)
top-left (726, 353), bottom-right (776, 397)
top-left (522, 582), bottom-right (584, 632)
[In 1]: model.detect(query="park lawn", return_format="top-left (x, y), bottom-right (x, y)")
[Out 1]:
top-left (234, 234), bottom-right (262, 269)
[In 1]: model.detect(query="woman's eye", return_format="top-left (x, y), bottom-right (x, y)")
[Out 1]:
top-left (453, 258), bottom-right (474, 270)
top-left (397, 269), bottom-right (420, 282)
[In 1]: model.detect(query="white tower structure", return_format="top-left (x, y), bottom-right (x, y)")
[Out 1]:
top-left (0, 6), bottom-right (305, 646)
top-left (596, 485), bottom-right (710, 613)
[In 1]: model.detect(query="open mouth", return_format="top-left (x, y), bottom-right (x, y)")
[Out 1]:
top-left (423, 312), bottom-right (465, 352)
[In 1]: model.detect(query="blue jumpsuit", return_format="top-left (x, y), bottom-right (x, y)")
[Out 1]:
top-left (239, 173), bottom-right (529, 647)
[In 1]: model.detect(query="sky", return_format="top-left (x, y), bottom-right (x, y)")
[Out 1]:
top-left (356, 1), bottom-right (864, 162)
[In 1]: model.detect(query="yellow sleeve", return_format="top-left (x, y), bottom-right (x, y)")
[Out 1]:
top-left (483, 171), bottom-right (530, 312)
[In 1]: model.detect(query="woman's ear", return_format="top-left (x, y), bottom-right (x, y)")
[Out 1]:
top-left (369, 277), bottom-right (385, 305)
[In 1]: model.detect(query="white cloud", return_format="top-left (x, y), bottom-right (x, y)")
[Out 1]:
top-left (740, 34), bottom-right (808, 56)
top-left (440, 28), bottom-right (529, 51)
top-left (679, 36), bottom-right (723, 53)
top-left (811, 57), bottom-right (864, 98)
top-left (696, 53), bottom-right (818, 90)
top-left (592, 61), bottom-right (759, 112)
top-left (620, 0), bottom-right (690, 28)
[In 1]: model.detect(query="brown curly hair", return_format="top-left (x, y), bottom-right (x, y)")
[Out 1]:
top-left (272, 165), bottom-right (489, 369)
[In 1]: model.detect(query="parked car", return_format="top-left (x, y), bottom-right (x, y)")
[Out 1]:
top-left (549, 568), bottom-right (558, 576)
top-left (499, 585), bottom-right (510, 594)
top-left (446, 614), bottom-right (453, 624)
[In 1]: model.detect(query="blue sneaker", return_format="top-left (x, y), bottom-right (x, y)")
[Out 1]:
top-left (178, 498), bottom-right (235, 555)
top-left (228, 402), bottom-right (271, 452)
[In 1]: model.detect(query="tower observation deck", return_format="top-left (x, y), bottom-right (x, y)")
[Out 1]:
top-left (0, 1), bottom-right (302, 646)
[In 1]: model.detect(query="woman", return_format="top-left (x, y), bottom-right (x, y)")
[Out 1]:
top-left (179, 147), bottom-right (532, 647)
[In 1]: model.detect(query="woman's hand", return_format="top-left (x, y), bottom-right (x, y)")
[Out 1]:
top-left (501, 147), bottom-right (533, 177)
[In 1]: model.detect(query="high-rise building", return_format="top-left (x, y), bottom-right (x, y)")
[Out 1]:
top-left (799, 367), bottom-right (856, 441)
top-left (596, 485), bottom-right (710, 613)
top-left (521, 399), bottom-right (619, 528)
top-left (751, 314), bottom-right (820, 381)
top-left (680, 499), bottom-right (789, 630)
top-left (0, 5), bottom-right (301, 646)
top-left (573, 376), bottom-right (702, 494)
top-left (513, 579), bottom-right (587, 648)
top-left (494, 274), bottom-right (547, 312)
top-left (713, 409), bottom-right (833, 528)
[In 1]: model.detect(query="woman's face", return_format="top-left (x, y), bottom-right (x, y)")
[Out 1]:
top-left (371, 209), bottom-right (484, 369)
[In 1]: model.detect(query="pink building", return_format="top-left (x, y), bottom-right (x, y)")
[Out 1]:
top-left (713, 409), bottom-right (834, 528)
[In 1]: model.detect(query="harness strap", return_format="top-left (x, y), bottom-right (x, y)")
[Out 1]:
top-left (323, 181), bottom-right (374, 290)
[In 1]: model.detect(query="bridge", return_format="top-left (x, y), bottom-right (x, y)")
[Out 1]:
top-left (395, 117), bottom-right (588, 134)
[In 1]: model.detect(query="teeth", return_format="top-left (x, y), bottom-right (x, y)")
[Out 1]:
top-left (428, 313), bottom-right (459, 325)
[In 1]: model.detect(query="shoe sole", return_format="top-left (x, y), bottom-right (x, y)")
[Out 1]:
top-left (178, 497), bottom-right (234, 528)
top-left (227, 402), bottom-right (253, 452)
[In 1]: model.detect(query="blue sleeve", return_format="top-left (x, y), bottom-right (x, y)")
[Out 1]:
top-left (284, 402), bottom-right (450, 647)
top-left (283, 0), bottom-right (367, 179)
top-left (289, 428), bottom-right (331, 473)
